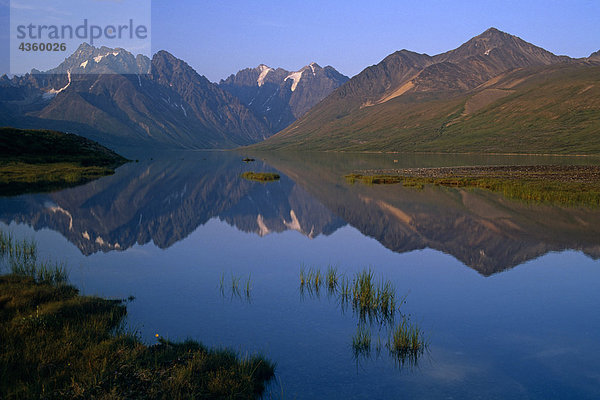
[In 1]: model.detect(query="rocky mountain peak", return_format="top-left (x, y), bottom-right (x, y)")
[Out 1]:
top-left (219, 62), bottom-right (349, 134)
top-left (44, 43), bottom-right (150, 75)
top-left (436, 27), bottom-right (567, 65)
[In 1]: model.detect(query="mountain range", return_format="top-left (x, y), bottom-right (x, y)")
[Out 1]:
top-left (0, 45), bottom-right (346, 149)
top-left (1, 28), bottom-right (599, 153)
top-left (220, 63), bottom-right (348, 133)
top-left (252, 28), bottom-right (600, 154)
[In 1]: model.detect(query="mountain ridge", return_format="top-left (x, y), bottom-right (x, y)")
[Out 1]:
top-left (0, 44), bottom-right (273, 149)
top-left (251, 27), bottom-right (600, 154)
top-left (219, 62), bottom-right (348, 133)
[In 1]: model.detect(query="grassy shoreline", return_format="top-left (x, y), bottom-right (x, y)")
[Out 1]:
top-left (0, 231), bottom-right (275, 399)
top-left (345, 165), bottom-right (600, 208)
top-left (0, 127), bottom-right (128, 196)
top-left (0, 162), bottom-right (118, 196)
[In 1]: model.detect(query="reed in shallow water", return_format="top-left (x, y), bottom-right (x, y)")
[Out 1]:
top-left (299, 264), bottom-right (428, 368)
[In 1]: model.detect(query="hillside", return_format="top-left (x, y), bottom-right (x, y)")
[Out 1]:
top-left (0, 127), bottom-right (128, 195)
top-left (251, 29), bottom-right (600, 154)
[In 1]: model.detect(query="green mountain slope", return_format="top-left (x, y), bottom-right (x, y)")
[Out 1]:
top-left (252, 62), bottom-right (600, 154)
top-left (251, 29), bottom-right (600, 154)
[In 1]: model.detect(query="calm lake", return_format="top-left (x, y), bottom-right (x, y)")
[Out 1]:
top-left (2, 151), bottom-right (600, 399)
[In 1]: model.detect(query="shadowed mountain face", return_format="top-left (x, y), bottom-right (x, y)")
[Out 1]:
top-left (220, 63), bottom-right (348, 133)
top-left (0, 44), bottom-right (271, 149)
top-left (1, 153), bottom-right (599, 275)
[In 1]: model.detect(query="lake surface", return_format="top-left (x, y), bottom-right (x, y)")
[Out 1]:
top-left (1, 151), bottom-right (600, 399)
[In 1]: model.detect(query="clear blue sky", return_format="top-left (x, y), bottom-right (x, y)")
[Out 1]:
top-left (2, 0), bottom-right (600, 82)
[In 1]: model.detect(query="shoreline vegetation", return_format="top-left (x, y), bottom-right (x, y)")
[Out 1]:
top-left (0, 127), bottom-right (128, 196)
top-left (0, 230), bottom-right (275, 399)
top-left (345, 165), bottom-right (600, 208)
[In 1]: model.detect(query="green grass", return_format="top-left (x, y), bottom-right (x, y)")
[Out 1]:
top-left (0, 162), bottom-right (117, 196)
top-left (300, 267), bottom-right (399, 323)
top-left (351, 324), bottom-right (372, 360)
top-left (339, 276), bottom-right (351, 305)
top-left (326, 265), bottom-right (339, 291)
top-left (298, 265), bottom-right (427, 367)
top-left (241, 172), bottom-right (281, 182)
top-left (346, 166), bottom-right (600, 208)
top-left (387, 318), bottom-right (427, 367)
top-left (0, 231), bottom-right (67, 285)
top-left (300, 265), bottom-right (342, 297)
top-left (345, 174), bottom-right (402, 185)
top-left (351, 269), bottom-right (397, 323)
top-left (401, 175), bottom-right (600, 208)
top-left (1, 232), bottom-right (275, 399)
top-left (219, 272), bottom-right (252, 302)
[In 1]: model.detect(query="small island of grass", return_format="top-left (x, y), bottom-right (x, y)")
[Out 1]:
top-left (0, 230), bottom-right (275, 399)
top-left (241, 171), bottom-right (280, 182)
top-left (0, 127), bottom-right (129, 196)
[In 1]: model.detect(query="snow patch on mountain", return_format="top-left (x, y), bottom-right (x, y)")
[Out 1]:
top-left (43, 70), bottom-right (71, 100)
top-left (285, 70), bottom-right (303, 91)
top-left (257, 65), bottom-right (273, 87)
top-left (93, 51), bottom-right (120, 63)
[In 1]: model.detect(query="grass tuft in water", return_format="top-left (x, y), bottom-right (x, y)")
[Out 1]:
top-left (298, 264), bottom-right (427, 368)
top-left (351, 268), bottom-right (397, 323)
top-left (219, 272), bottom-right (252, 302)
top-left (231, 274), bottom-right (242, 297)
top-left (326, 265), bottom-right (339, 292)
top-left (245, 274), bottom-right (252, 298)
top-left (352, 324), bottom-right (372, 360)
top-left (387, 318), bottom-right (427, 367)
top-left (0, 230), bottom-right (68, 285)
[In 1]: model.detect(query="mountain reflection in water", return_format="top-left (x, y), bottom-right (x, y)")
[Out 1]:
top-left (1, 151), bottom-right (599, 276)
